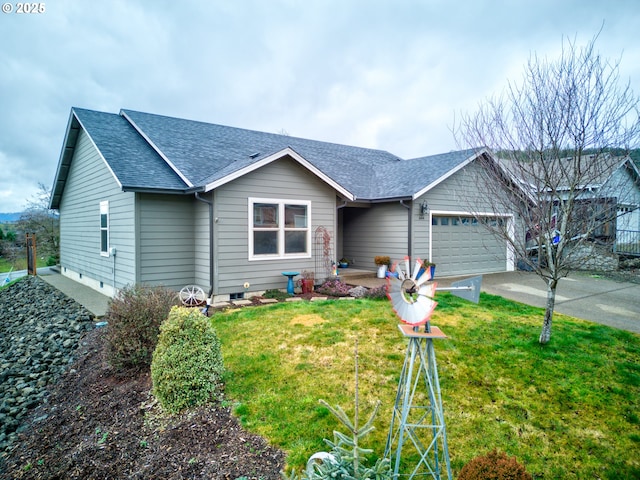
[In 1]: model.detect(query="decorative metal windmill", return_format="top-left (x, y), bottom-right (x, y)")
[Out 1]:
top-left (384, 257), bottom-right (481, 479)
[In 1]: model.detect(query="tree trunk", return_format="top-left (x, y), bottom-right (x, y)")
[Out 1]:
top-left (539, 278), bottom-right (558, 344)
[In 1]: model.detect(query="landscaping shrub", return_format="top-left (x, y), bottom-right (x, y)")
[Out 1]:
top-left (364, 285), bottom-right (388, 299)
top-left (316, 279), bottom-right (352, 297)
top-left (458, 449), bottom-right (532, 480)
top-left (264, 288), bottom-right (289, 301)
top-left (105, 284), bottom-right (178, 372)
top-left (151, 306), bottom-right (224, 413)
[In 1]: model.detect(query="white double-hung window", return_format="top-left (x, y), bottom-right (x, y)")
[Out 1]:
top-left (100, 200), bottom-right (109, 256)
top-left (249, 198), bottom-right (311, 260)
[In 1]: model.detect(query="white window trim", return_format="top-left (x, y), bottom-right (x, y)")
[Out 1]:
top-left (248, 197), bottom-right (311, 261)
top-left (100, 200), bottom-right (109, 257)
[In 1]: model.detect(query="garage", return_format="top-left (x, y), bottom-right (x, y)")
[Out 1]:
top-left (431, 215), bottom-right (509, 276)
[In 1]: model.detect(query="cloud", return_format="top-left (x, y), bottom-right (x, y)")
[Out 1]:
top-left (0, 0), bottom-right (638, 212)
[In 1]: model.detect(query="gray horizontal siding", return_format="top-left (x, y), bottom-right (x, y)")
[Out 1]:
top-left (58, 129), bottom-right (136, 291)
top-left (194, 198), bottom-right (211, 289)
top-left (342, 202), bottom-right (409, 269)
top-left (213, 156), bottom-right (336, 295)
top-left (137, 194), bottom-right (196, 290)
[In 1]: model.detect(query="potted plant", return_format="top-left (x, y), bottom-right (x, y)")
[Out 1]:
top-left (374, 256), bottom-right (391, 278)
top-left (421, 260), bottom-right (436, 280)
top-left (338, 258), bottom-right (350, 268)
top-left (300, 270), bottom-right (315, 294)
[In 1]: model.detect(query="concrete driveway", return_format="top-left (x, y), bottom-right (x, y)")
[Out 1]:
top-left (473, 271), bottom-right (640, 334)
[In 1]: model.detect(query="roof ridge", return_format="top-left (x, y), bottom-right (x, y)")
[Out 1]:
top-left (119, 108), bottom-right (402, 158)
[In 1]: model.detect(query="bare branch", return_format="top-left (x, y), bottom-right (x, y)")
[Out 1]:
top-left (454, 32), bottom-right (640, 343)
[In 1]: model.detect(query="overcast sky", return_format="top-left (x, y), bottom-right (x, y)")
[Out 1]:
top-left (1, 0), bottom-right (638, 212)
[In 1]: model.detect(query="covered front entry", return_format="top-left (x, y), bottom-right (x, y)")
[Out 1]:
top-left (431, 214), bottom-right (509, 276)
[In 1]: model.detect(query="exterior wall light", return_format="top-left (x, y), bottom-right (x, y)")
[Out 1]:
top-left (420, 200), bottom-right (429, 219)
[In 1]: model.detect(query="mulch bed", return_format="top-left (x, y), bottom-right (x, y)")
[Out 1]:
top-left (1, 328), bottom-right (286, 479)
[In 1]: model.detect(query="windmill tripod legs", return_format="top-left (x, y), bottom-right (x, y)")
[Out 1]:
top-left (385, 326), bottom-right (452, 479)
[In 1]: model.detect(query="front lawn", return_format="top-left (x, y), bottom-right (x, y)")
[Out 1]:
top-left (212, 293), bottom-right (640, 478)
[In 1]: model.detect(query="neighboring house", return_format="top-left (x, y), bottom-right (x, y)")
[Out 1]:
top-left (500, 154), bottom-right (640, 251)
top-left (50, 107), bottom-right (518, 301)
top-left (599, 156), bottom-right (640, 251)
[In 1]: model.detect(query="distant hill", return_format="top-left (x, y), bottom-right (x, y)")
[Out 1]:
top-left (0, 212), bottom-right (22, 222)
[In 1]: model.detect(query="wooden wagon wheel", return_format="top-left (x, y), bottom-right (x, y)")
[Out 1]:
top-left (179, 285), bottom-right (207, 307)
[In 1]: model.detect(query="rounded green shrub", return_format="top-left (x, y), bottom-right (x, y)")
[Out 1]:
top-left (151, 306), bottom-right (225, 414)
top-left (458, 449), bottom-right (532, 480)
top-left (105, 284), bottom-right (178, 372)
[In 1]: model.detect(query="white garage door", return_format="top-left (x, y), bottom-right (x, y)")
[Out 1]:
top-left (431, 215), bottom-right (507, 276)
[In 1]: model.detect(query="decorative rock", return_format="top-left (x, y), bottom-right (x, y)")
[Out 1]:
top-left (348, 286), bottom-right (368, 298)
top-left (0, 276), bottom-right (94, 454)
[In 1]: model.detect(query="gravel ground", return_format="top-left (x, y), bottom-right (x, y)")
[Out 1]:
top-left (0, 276), bottom-right (95, 454)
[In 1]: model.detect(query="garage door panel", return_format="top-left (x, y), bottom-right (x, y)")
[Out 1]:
top-left (432, 215), bottom-right (507, 276)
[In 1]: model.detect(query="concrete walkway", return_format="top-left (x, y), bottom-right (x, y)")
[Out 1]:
top-left (38, 268), bottom-right (110, 318)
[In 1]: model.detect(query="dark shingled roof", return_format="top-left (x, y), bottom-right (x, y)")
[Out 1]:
top-left (120, 109), bottom-right (404, 198)
top-left (365, 149), bottom-right (481, 200)
top-left (52, 107), bottom-right (486, 208)
top-left (73, 108), bottom-right (190, 191)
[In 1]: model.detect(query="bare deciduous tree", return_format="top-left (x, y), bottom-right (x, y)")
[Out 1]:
top-left (18, 183), bottom-right (60, 262)
top-left (456, 34), bottom-right (640, 344)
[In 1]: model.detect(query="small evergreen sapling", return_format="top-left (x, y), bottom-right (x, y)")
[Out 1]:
top-left (283, 339), bottom-right (392, 480)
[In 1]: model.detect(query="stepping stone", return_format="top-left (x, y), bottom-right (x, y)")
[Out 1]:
top-left (232, 299), bottom-right (253, 306)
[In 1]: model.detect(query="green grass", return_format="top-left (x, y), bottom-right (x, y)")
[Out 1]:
top-left (211, 293), bottom-right (640, 478)
top-left (0, 255), bottom-right (48, 273)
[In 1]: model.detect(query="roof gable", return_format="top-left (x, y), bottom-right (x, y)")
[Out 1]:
top-left (202, 147), bottom-right (355, 200)
top-left (50, 109), bottom-right (190, 208)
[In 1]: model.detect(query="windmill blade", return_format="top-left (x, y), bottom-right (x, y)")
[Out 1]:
top-left (415, 295), bottom-right (437, 320)
top-left (415, 265), bottom-right (433, 286)
top-left (391, 261), bottom-right (405, 280)
top-left (411, 258), bottom-right (423, 281)
top-left (387, 276), bottom-right (403, 303)
top-left (401, 300), bottom-right (432, 325)
top-left (388, 277), bottom-right (410, 320)
top-left (396, 301), bottom-right (412, 324)
top-left (397, 263), bottom-right (406, 280)
top-left (403, 257), bottom-right (411, 279)
top-left (418, 282), bottom-right (437, 299)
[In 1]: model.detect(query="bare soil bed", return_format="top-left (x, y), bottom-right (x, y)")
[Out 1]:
top-left (1, 327), bottom-right (286, 479)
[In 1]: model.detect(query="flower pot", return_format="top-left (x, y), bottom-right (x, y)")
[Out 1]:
top-left (377, 264), bottom-right (388, 278)
top-left (419, 265), bottom-right (436, 280)
top-left (301, 278), bottom-right (314, 294)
